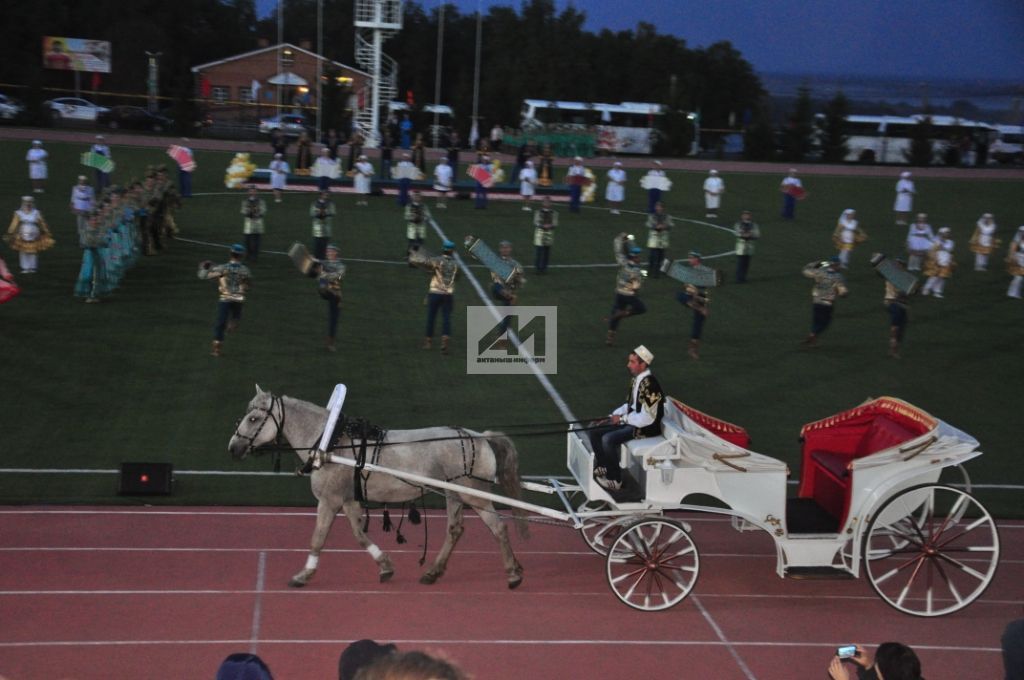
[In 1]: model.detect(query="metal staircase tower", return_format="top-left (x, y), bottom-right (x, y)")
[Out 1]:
top-left (353, 0), bottom-right (402, 148)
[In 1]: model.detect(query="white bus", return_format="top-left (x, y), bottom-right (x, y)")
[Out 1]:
top-left (990, 124), bottom-right (1024, 164)
top-left (520, 99), bottom-right (665, 154)
top-left (830, 114), bottom-right (997, 164)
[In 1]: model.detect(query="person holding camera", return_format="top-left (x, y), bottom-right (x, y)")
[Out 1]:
top-left (828, 642), bottom-right (922, 680)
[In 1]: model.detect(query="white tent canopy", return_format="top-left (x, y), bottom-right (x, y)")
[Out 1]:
top-left (267, 71), bottom-right (307, 86)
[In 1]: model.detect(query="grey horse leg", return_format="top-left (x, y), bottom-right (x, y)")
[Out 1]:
top-left (471, 499), bottom-right (524, 589)
top-left (420, 497), bottom-right (465, 585)
top-left (290, 498), bottom-right (341, 587)
top-left (340, 498), bottom-right (395, 582)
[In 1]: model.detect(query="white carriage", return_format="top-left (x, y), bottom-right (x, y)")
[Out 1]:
top-left (323, 391), bottom-right (999, 617)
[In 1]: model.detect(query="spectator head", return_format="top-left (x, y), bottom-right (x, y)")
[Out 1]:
top-left (339, 639), bottom-right (397, 680)
top-left (215, 652), bottom-right (273, 680)
top-left (353, 650), bottom-right (466, 680)
top-left (873, 642), bottom-right (922, 680)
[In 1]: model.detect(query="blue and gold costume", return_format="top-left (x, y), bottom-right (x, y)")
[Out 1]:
top-left (198, 245), bottom-right (252, 356)
top-left (532, 203), bottom-right (557, 273)
top-left (607, 234), bottom-right (646, 345)
top-left (802, 259), bottom-right (848, 345)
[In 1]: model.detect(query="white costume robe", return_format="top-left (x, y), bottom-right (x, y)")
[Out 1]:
top-left (893, 178), bottom-right (915, 212)
top-left (519, 167), bottom-right (538, 197)
top-left (605, 167), bottom-right (626, 202)
top-left (26, 148), bottom-right (48, 180)
top-left (433, 163), bottom-right (453, 192)
top-left (354, 161), bottom-right (374, 195)
top-left (702, 175), bottom-right (724, 210)
top-left (269, 159), bottom-right (290, 190)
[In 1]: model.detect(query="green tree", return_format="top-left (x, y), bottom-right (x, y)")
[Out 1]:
top-left (905, 116), bottom-right (935, 166)
top-left (782, 85), bottom-right (814, 162)
top-left (819, 92), bottom-right (850, 163)
top-left (743, 103), bottom-right (776, 161)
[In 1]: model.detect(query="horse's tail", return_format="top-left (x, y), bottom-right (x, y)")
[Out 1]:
top-left (483, 430), bottom-right (530, 540)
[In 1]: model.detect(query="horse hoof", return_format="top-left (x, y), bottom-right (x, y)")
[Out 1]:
top-left (288, 579), bottom-right (306, 588)
top-left (508, 576), bottom-right (523, 590)
top-left (419, 573), bottom-right (438, 585)
top-left (380, 571), bottom-right (394, 583)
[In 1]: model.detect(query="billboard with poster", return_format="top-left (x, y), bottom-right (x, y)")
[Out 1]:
top-left (42, 37), bottom-right (111, 73)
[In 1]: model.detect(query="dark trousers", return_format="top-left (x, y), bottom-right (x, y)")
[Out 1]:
top-left (397, 178), bottom-right (411, 206)
top-left (888, 303), bottom-right (908, 341)
top-left (244, 233), bottom-right (261, 261)
top-left (782, 193), bottom-right (796, 219)
top-left (474, 183), bottom-right (488, 209)
top-left (811, 303), bottom-right (834, 335)
top-left (492, 283), bottom-right (514, 332)
top-left (95, 170), bottom-right (110, 191)
top-left (588, 424), bottom-right (635, 482)
top-left (568, 185), bottom-right (581, 213)
top-left (736, 254), bottom-right (752, 283)
top-left (312, 237), bottom-right (329, 260)
top-left (214, 301), bottom-right (243, 341)
top-left (179, 170), bottom-right (192, 198)
top-left (647, 189), bottom-right (662, 214)
top-left (317, 176), bottom-right (331, 192)
top-left (326, 296), bottom-right (340, 338)
top-left (648, 248), bottom-right (665, 278)
top-left (609, 294), bottom-right (646, 330)
top-left (535, 245), bottom-right (551, 273)
top-left (425, 293), bottom-right (453, 337)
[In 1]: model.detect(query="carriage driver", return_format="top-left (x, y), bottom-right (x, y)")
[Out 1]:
top-left (589, 345), bottom-right (665, 491)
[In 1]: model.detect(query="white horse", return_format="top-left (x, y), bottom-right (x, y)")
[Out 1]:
top-left (228, 387), bottom-right (528, 588)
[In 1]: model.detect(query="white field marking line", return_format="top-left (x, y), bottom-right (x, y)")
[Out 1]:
top-left (248, 551), bottom-right (266, 654)
top-left (692, 594), bottom-right (757, 680)
top-left (0, 638), bottom-right (1002, 653)
top-left (428, 216), bottom-right (577, 423)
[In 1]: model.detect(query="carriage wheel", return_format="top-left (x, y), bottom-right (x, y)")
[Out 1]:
top-left (842, 464), bottom-right (973, 568)
top-left (862, 484), bottom-right (999, 617)
top-left (605, 518), bottom-right (699, 611)
top-left (578, 501), bottom-right (655, 556)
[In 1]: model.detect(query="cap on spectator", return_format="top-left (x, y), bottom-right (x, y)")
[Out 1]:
top-left (231, 243), bottom-right (245, 254)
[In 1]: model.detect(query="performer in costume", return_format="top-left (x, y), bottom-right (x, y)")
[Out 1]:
top-left (26, 140), bottom-right (48, 194)
top-left (702, 169), bottom-right (724, 218)
top-left (353, 154), bottom-right (374, 206)
top-left (537, 144), bottom-right (554, 188)
top-left (832, 208), bottom-right (868, 269)
top-left (404, 190), bottom-right (431, 253)
top-left (881, 257), bottom-right (911, 358)
top-left (533, 197), bottom-right (557, 274)
top-left (313, 244), bottom-right (346, 352)
top-left (675, 251), bottom-right (711, 360)
top-left (801, 257), bottom-right (848, 346)
top-left (74, 211), bottom-right (111, 303)
top-left (91, 135), bottom-right (112, 190)
top-left (433, 157), bottom-right (453, 209)
top-left (491, 240), bottom-right (526, 336)
top-left (411, 239), bottom-right (459, 354)
top-left (197, 243), bottom-right (252, 357)
top-left (646, 201), bottom-right (672, 278)
top-left (311, 147), bottom-right (340, 193)
top-left (969, 213), bottom-right (1000, 271)
top-left (920, 227), bottom-right (956, 298)
top-left (519, 160), bottom-right (538, 212)
top-left (588, 345), bottom-right (664, 492)
top-left (241, 185), bottom-right (267, 262)
top-left (565, 156), bottom-right (586, 213)
top-left (156, 165), bottom-right (182, 241)
top-left (905, 213), bottom-right (934, 272)
top-left (780, 168), bottom-right (803, 220)
top-left (269, 153), bottom-right (290, 203)
top-left (893, 171), bottom-right (915, 225)
top-left (643, 160), bottom-right (667, 214)
top-left (605, 161), bottom-right (626, 215)
top-left (175, 138), bottom-right (194, 198)
top-left (70, 175), bottom-right (95, 233)
top-left (1006, 225), bottom-right (1024, 299)
top-left (5, 196), bottom-right (54, 273)
top-left (734, 210), bottom-right (760, 283)
top-left (309, 191), bottom-right (336, 260)
top-left (606, 233), bottom-right (647, 346)
top-left (294, 132), bottom-right (313, 174)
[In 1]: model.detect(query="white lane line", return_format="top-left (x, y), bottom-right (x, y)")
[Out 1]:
top-left (692, 595), bottom-right (757, 679)
top-left (0, 638), bottom-right (1001, 653)
top-left (248, 551), bottom-right (266, 654)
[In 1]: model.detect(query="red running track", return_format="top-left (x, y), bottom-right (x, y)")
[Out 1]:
top-left (0, 507), bottom-right (1020, 680)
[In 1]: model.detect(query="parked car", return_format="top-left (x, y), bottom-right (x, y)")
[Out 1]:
top-left (259, 113), bottom-right (311, 137)
top-left (97, 106), bottom-right (173, 132)
top-left (44, 97), bottom-right (109, 122)
top-left (0, 93), bottom-right (24, 121)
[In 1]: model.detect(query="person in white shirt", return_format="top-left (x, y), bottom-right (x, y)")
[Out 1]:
top-left (780, 169), bottom-right (802, 219)
top-left (353, 155), bottom-right (374, 206)
top-left (26, 140), bottom-right (48, 194)
top-left (518, 160), bottom-right (538, 211)
top-left (605, 161), bottom-right (626, 215)
top-left (893, 171), bottom-right (914, 225)
top-left (702, 169), bottom-right (724, 218)
top-left (905, 213), bottom-right (934, 272)
top-left (70, 175), bottom-right (95, 233)
top-left (269, 153), bottom-right (290, 203)
top-left (91, 134), bottom-right (112, 190)
top-left (565, 156), bottom-right (586, 213)
top-left (433, 157), bottom-right (453, 209)
top-left (921, 227), bottom-right (956, 298)
top-left (831, 208), bottom-right (867, 269)
top-left (310, 146), bottom-right (340, 193)
top-left (968, 213), bottom-right (999, 271)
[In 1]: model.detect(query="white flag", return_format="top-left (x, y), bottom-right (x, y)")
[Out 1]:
top-left (251, 79), bottom-right (261, 100)
top-left (469, 120), bottom-right (479, 148)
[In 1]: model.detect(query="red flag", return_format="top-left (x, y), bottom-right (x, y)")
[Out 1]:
top-left (200, 75), bottom-right (212, 99)
top-left (406, 89), bottom-right (414, 106)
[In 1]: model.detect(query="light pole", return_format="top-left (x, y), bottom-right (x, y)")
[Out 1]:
top-left (687, 111), bottom-right (700, 156)
top-left (145, 51), bottom-right (162, 114)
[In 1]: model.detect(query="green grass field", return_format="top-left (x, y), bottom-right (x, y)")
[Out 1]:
top-left (0, 138), bottom-right (1021, 515)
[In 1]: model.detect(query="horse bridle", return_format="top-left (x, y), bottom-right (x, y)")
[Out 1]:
top-left (233, 393), bottom-right (286, 457)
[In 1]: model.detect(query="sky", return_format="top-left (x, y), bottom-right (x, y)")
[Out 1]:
top-left (257, 0), bottom-right (1024, 81)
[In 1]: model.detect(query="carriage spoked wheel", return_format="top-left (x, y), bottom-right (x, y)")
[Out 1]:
top-left (605, 518), bottom-right (700, 611)
top-left (840, 465), bottom-right (973, 569)
top-left (578, 501), bottom-right (658, 556)
top-left (862, 484), bottom-right (999, 617)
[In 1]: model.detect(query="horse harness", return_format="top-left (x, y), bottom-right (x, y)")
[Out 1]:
top-left (234, 394), bottom-right (287, 458)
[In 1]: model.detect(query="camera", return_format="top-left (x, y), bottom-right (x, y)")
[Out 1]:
top-left (837, 645), bottom-right (857, 659)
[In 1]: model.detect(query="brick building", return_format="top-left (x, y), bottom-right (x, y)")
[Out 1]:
top-left (191, 42), bottom-right (370, 129)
